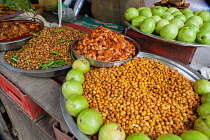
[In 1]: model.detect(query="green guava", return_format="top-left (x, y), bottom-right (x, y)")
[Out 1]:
top-left (175, 14), bottom-right (187, 22)
top-left (169, 18), bottom-right (184, 29)
top-left (194, 115), bottom-right (210, 139)
top-left (62, 79), bottom-right (83, 99)
top-left (66, 69), bottom-right (84, 84)
top-left (139, 8), bottom-right (152, 18)
top-left (98, 122), bottom-right (126, 140)
top-left (200, 23), bottom-right (210, 31)
top-left (198, 10), bottom-right (210, 22)
top-left (196, 30), bottom-right (210, 44)
top-left (157, 134), bottom-right (182, 140)
top-left (185, 19), bottom-right (200, 27)
top-left (171, 11), bottom-right (182, 17)
top-left (166, 7), bottom-right (179, 14)
top-left (193, 79), bottom-right (210, 95)
top-left (201, 92), bottom-right (210, 103)
top-left (183, 12), bottom-right (194, 19)
top-left (184, 24), bottom-right (199, 33)
top-left (151, 15), bottom-right (161, 23)
top-left (131, 15), bottom-right (146, 28)
top-left (151, 6), bottom-right (165, 17)
top-left (140, 17), bottom-right (156, 34)
top-left (197, 102), bottom-right (210, 117)
top-left (181, 8), bottom-right (192, 14)
top-left (126, 133), bottom-right (151, 140)
top-left (188, 15), bottom-right (203, 26)
top-left (160, 23), bottom-right (179, 40)
top-left (137, 7), bottom-right (147, 12)
top-left (177, 27), bottom-right (196, 43)
top-left (180, 130), bottom-right (208, 140)
top-left (193, 11), bottom-right (201, 15)
top-left (155, 19), bottom-right (170, 34)
top-left (162, 14), bottom-right (174, 21)
top-left (124, 7), bottom-right (139, 21)
top-left (77, 109), bottom-right (103, 135)
top-left (65, 94), bottom-right (88, 117)
top-left (72, 58), bottom-right (90, 74)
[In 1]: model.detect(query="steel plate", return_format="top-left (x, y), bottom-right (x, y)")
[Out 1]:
top-left (60, 52), bottom-right (205, 140)
top-left (124, 20), bottom-right (210, 48)
top-left (0, 18), bottom-right (44, 51)
top-left (0, 52), bottom-right (71, 77)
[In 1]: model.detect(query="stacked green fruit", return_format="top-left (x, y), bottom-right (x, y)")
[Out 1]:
top-left (125, 6), bottom-right (210, 44)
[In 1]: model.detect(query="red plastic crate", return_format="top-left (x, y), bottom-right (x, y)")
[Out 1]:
top-left (125, 28), bottom-right (197, 65)
top-left (53, 121), bottom-right (77, 140)
top-left (0, 73), bottom-right (45, 119)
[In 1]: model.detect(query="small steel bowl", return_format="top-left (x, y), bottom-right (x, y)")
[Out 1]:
top-left (0, 18), bottom-right (44, 51)
top-left (71, 36), bottom-right (140, 68)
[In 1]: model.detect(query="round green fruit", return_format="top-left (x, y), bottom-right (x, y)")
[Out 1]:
top-left (72, 58), bottom-right (90, 74)
top-left (155, 19), bottom-right (170, 34)
top-left (151, 15), bottom-right (161, 23)
top-left (124, 7), bottom-right (139, 21)
top-left (201, 92), bottom-right (210, 103)
top-left (139, 8), bottom-right (152, 18)
top-left (77, 109), bottom-right (103, 135)
top-left (196, 30), bottom-right (210, 44)
top-left (66, 69), bottom-right (84, 84)
top-left (175, 14), bottom-right (186, 22)
top-left (171, 11), bottom-right (182, 17)
top-left (184, 19), bottom-right (200, 27)
top-left (166, 7), bottom-right (179, 14)
top-left (181, 8), bottom-right (192, 14)
top-left (193, 79), bottom-right (210, 95)
top-left (131, 15), bottom-right (146, 28)
top-left (162, 14), bottom-right (174, 21)
top-left (200, 23), bottom-right (210, 31)
top-left (180, 130), bottom-right (208, 140)
top-left (177, 27), bottom-right (196, 43)
top-left (169, 18), bottom-right (184, 29)
top-left (184, 24), bottom-right (199, 33)
top-left (188, 15), bottom-right (203, 26)
top-left (198, 10), bottom-right (210, 22)
top-left (193, 11), bottom-right (201, 15)
top-left (183, 12), bottom-right (194, 19)
top-left (151, 6), bottom-right (165, 17)
top-left (62, 79), bottom-right (83, 99)
top-left (157, 134), bottom-right (182, 140)
top-left (160, 23), bottom-right (179, 40)
top-left (98, 122), bottom-right (126, 140)
top-left (140, 18), bottom-right (156, 34)
top-left (65, 94), bottom-right (88, 117)
top-left (126, 133), bottom-right (151, 140)
top-left (194, 115), bottom-right (210, 139)
top-left (137, 7), bottom-right (147, 12)
top-left (197, 102), bottom-right (210, 117)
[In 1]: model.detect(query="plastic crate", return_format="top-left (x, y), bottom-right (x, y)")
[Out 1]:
top-left (53, 121), bottom-right (77, 140)
top-left (0, 73), bottom-right (45, 119)
top-left (125, 28), bottom-right (197, 65)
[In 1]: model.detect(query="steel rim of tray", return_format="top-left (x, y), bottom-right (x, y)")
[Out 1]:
top-left (60, 51), bottom-right (205, 140)
top-left (124, 20), bottom-right (210, 48)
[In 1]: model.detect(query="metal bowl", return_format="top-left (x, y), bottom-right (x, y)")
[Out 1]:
top-left (60, 51), bottom-right (205, 140)
top-left (0, 52), bottom-right (71, 77)
top-left (124, 20), bottom-right (210, 48)
top-left (0, 18), bottom-right (44, 51)
top-left (71, 36), bottom-right (140, 68)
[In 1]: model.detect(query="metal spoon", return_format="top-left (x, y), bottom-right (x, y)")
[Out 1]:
top-left (31, 9), bottom-right (40, 21)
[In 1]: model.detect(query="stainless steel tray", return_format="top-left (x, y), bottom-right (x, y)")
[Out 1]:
top-left (124, 20), bottom-right (210, 48)
top-left (0, 52), bottom-right (71, 77)
top-left (0, 18), bottom-right (44, 51)
top-left (60, 52), bottom-right (205, 140)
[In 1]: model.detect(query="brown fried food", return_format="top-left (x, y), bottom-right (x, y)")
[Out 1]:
top-left (5, 26), bottom-right (84, 70)
top-left (83, 57), bottom-right (200, 140)
top-left (74, 26), bottom-right (136, 62)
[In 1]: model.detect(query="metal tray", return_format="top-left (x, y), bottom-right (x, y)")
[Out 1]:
top-left (0, 52), bottom-right (71, 77)
top-left (0, 18), bottom-right (44, 51)
top-left (60, 52), bottom-right (205, 140)
top-left (124, 20), bottom-right (210, 48)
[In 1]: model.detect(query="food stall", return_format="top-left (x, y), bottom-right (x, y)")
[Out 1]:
top-left (0, 0), bottom-right (210, 140)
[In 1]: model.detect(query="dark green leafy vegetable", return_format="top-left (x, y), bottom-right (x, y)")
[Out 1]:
top-left (40, 59), bottom-right (70, 69)
top-left (11, 53), bottom-right (19, 62)
top-left (25, 60), bottom-right (30, 65)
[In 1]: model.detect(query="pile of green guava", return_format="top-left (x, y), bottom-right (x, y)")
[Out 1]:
top-left (125, 6), bottom-right (210, 45)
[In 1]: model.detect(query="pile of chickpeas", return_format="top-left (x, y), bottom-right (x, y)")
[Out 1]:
top-left (5, 26), bottom-right (84, 70)
top-left (83, 57), bottom-right (200, 140)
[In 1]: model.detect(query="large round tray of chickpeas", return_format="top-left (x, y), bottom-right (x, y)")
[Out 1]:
top-left (0, 26), bottom-right (85, 77)
top-left (60, 51), bottom-right (205, 140)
